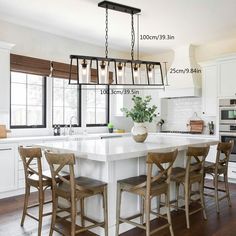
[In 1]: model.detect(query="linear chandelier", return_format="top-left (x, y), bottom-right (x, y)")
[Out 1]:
top-left (68, 1), bottom-right (165, 86)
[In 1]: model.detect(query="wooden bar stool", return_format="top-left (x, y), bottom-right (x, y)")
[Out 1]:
top-left (45, 151), bottom-right (108, 236)
top-left (170, 145), bottom-right (210, 229)
top-left (204, 140), bottom-right (234, 213)
top-left (115, 149), bottom-right (178, 236)
top-left (18, 146), bottom-right (53, 236)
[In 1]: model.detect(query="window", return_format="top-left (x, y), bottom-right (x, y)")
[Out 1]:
top-left (10, 72), bottom-right (46, 128)
top-left (52, 78), bottom-right (81, 126)
top-left (86, 85), bottom-right (109, 126)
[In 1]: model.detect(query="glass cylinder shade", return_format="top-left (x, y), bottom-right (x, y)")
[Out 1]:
top-left (98, 59), bottom-right (109, 84)
top-left (132, 63), bottom-right (141, 84)
top-left (79, 59), bottom-right (90, 84)
top-left (147, 64), bottom-right (155, 84)
top-left (116, 62), bottom-right (125, 84)
top-left (148, 64), bottom-right (162, 85)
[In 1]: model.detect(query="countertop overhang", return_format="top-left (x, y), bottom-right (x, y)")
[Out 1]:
top-left (36, 134), bottom-right (219, 162)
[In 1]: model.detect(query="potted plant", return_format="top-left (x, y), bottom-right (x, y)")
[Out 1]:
top-left (121, 95), bottom-right (157, 142)
top-left (107, 122), bottom-right (114, 133)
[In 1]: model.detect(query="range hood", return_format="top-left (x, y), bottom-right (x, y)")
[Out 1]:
top-left (160, 44), bottom-right (201, 98)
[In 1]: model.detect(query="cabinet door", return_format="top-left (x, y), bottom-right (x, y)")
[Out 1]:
top-left (219, 60), bottom-right (236, 97)
top-left (0, 145), bottom-right (16, 192)
top-left (202, 65), bottom-right (218, 116)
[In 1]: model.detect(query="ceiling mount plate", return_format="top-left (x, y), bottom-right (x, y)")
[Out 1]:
top-left (98, 1), bottom-right (141, 14)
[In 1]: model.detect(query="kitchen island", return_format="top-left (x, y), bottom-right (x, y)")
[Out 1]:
top-left (37, 134), bottom-right (218, 236)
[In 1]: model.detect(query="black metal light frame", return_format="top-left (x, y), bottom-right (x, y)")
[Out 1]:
top-left (68, 1), bottom-right (165, 87)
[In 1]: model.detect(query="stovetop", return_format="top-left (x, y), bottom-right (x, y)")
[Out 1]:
top-left (160, 130), bottom-right (201, 134)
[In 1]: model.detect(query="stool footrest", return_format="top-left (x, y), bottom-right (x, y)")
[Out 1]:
top-left (120, 217), bottom-right (146, 230)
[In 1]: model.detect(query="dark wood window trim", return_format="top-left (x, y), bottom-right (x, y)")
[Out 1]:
top-left (52, 78), bottom-right (81, 128)
top-left (10, 74), bottom-right (47, 129)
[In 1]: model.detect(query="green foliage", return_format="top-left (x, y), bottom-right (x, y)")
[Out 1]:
top-left (107, 123), bottom-right (114, 128)
top-left (121, 95), bottom-right (157, 123)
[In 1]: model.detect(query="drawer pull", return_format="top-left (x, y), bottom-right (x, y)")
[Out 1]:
top-left (0, 148), bottom-right (12, 151)
top-left (232, 171), bottom-right (236, 173)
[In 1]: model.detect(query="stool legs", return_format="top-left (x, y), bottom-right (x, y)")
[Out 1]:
top-left (145, 197), bottom-right (151, 236)
top-left (103, 186), bottom-right (108, 236)
top-left (71, 198), bottom-right (77, 236)
top-left (140, 196), bottom-right (144, 224)
top-left (115, 183), bottom-right (122, 236)
top-left (38, 189), bottom-right (44, 236)
top-left (184, 183), bottom-right (190, 229)
top-left (21, 184), bottom-right (30, 226)
top-left (200, 181), bottom-right (207, 220)
top-left (165, 192), bottom-right (174, 236)
top-left (49, 195), bottom-right (58, 236)
top-left (214, 175), bottom-right (220, 213)
top-left (80, 198), bottom-right (85, 227)
top-left (175, 183), bottom-right (180, 210)
top-left (224, 173), bottom-right (232, 207)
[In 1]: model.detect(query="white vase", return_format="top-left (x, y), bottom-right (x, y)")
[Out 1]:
top-left (131, 122), bottom-right (148, 143)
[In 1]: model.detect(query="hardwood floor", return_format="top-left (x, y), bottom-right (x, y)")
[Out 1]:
top-left (0, 181), bottom-right (236, 236)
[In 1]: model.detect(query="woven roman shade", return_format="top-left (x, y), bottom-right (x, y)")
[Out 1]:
top-left (10, 54), bottom-right (50, 77)
top-left (10, 54), bottom-right (113, 83)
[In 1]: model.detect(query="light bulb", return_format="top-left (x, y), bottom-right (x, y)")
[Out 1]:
top-left (133, 64), bottom-right (139, 78)
top-left (81, 59), bottom-right (87, 76)
top-left (117, 63), bottom-right (123, 77)
top-left (148, 69), bottom-right (153, 79)
top-left (148, 64), bottom-right (154, 83)
top-left (100, 61), bottom-right (107, 83)
top-left (100, 61), bottom-right (106, 73)
top-left (82, 68), bottom-right (87, 76)
top-left (101, 69), bottom-right (105, 76)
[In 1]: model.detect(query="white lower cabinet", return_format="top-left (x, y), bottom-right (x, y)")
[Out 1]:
top-left (0, 144), bottom-right (16, 192)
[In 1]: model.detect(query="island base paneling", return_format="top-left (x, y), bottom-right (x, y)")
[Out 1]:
top-left (72, 150), bottom-right (188, 236)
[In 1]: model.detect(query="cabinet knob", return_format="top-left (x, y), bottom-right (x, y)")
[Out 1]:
top-left (203, 112), bottom-right (205, 114)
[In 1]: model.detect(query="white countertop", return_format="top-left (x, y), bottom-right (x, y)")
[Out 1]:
top-left (36, 134), bottom-right (219, 162)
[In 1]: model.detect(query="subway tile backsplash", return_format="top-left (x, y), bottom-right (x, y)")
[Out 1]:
top-left (162, 97), bottom-right (216, 133)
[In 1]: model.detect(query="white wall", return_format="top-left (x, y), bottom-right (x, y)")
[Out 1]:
top-left (0, 20), bottom-right (133, 136)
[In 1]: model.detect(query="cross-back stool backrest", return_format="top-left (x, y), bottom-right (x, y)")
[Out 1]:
top-left (185, 145), bottom-right (210, 182)
top-left (18, 146), bottom-right (44, 187)
top-left (216, 140), bottom-right (234, 170)
top-left (44, 151), bottom-right (76, 199)
top-left (145, 149), bottom-right (178, 196)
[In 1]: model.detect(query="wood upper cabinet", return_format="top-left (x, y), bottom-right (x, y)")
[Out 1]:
top-left (0, 144), bottom-right (16, 192)
top-left (201, 63), bottom-right (218, 116)
top-left (218, 59), bottom-right (236, 97)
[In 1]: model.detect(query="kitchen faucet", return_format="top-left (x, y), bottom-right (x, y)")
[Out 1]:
top-left (69, 116), bottom-right (78, 135)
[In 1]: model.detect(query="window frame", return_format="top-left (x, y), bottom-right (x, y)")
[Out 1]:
top-left (52, 78), bottom-right (82, 128)
top-left (86, 85), bottom-right (110, 127)
top-left (10, 72), bottom-right (47, 129)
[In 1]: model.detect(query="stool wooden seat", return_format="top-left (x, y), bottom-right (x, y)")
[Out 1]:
top-left (170, 145), bottom-right (210, 229)
top-left (204, 140), bottom-right (234, 213)
top-left (45, 151), bottom-right (108, 236)
top-left (18, 146), bottom-right (53, 236)
top-left (115, 149), bottom-right (178, 236)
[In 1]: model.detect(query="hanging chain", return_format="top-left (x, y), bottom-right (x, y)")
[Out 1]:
top-left (131, 13), bottom-right (135, 60)
top-left (105, 7), bottom-right (108, 58)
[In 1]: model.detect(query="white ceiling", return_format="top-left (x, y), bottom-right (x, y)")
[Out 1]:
top-left (0, 0), bottom-right (236, 55)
